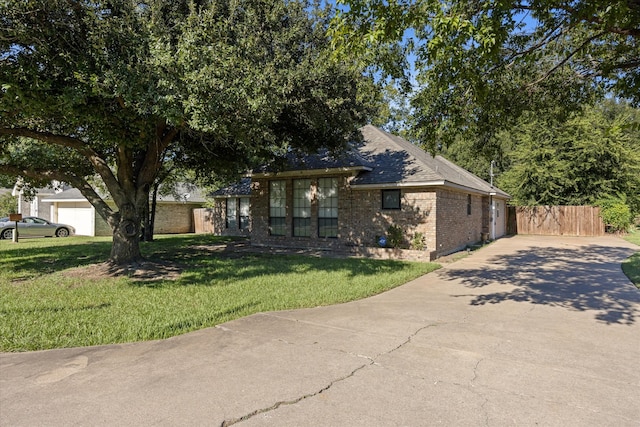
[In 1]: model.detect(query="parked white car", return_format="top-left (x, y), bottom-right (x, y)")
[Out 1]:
top-left (0, 216), bottom-right (75, 239)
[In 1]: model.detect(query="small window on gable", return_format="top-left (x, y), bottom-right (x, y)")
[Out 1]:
top-left (382, 189), bottom-right (401, 210)
top-left (467, 195), bottom-right (472, 215)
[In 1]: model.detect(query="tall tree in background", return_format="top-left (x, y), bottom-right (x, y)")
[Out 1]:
top-left (497, 101), bottom-right (640, 214)
top-left (330, 0), bottom-right (640, 149)
top-left (0, 0), bottom-right (373, 264)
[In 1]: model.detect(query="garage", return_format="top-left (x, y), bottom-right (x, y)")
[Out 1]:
top-left (57, 202), bottom-right (95, 236)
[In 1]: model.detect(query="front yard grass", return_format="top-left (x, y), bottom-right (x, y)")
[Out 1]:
top-left (623, 228), bottom-right (640, 288)
top-left (0, 235), bottom-right (440, 352)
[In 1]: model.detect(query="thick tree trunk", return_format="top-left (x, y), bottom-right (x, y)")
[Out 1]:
top-left (108, 203), bottom-right (143, 265)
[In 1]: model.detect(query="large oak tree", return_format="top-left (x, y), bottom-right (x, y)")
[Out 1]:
top-left (330, 0), bottom-right (640, 148)
top-left (0, 0), bottom-right (373, 264)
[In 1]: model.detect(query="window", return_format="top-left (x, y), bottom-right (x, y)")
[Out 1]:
top-left (239, 197), bottom-right (250, 230)
top-left (467, 194), bottom-right (472, 215)
top-left (382, 189), bottom-right (401, 210)
top-left (318, 177), bottom-right (338, 238)
top-left (293, 179), bottom-right (311, 237)
top-left (226, 198), bottom-right (237, 229)
top-left (269, 180), bottom-right (286, 236)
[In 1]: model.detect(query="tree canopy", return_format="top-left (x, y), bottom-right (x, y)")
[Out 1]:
top-left (496, 101), bottom-right (640, 215)
top-left (0, 0), bottom-right (374, 263)
top-left (330, 0), bottom-right (640, 148)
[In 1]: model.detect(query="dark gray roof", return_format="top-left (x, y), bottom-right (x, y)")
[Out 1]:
top-left (210, 177), bottom-right (252, 197)
top-left (350, 126), bottom-right (510, 197)
top-left (217, 125), bottom-right (509, 198)
top-left (253, 147), bottom-right (373, 175)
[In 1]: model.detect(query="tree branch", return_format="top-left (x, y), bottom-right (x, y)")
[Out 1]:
top-left (506, 21), bottom-right (567, 62)
top-left (527, 31), bottom-right (607, 87)
top-left (0, 127), bottom-right (127, 207)
top-left (136, 121), bottom-right (182, 189)
top-left (1, 162), bottom-right (117, 227)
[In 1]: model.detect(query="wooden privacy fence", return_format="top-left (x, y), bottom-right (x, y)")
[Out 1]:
top-left (193, 208), bottom-right (215, 234)
top-left (508, 205), bottom-right (605, 236)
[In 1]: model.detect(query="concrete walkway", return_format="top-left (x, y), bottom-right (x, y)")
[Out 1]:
top-left (2, 235), bottom-right (639, 426)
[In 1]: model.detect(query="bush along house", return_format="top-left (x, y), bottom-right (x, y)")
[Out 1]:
top-left (208, 125), bottom-right (510, 260)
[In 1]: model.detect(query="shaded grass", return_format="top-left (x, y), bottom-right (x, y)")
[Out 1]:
top-left (623, 229), bottom-right (640, 288)
top-left (0, 235), bottom-right (440, 351)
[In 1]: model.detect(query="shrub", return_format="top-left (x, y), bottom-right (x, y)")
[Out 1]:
top-left (598, 196), bottom-right (633, 233)
top-left (0, 193), bottom-right (17, 217)
top-left (410, 232), bottom-right (426, 250)
top-left (386, 224), bottom-right (404, 248)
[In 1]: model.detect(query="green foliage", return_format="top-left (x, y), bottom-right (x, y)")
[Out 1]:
top-left (597, 196), bottom-right (633, 233)
top-left (0, 192), bottom-right (17, 216)
top-left (622, 228), bottom-right (640, 287)
top-left (410, 232), bottom-right (425, 251)
top-left (496, 102), bottom-right (640, 214)
top-left (386, 224), bottom-right (404, 248)
top-left (0, 0), bottom-right (374, 263)
top-left (622, 252), bottom-right (640, 288)
top-left (330, 0), bottom-right (640, 149)
top-left (0, 235), bottom-right (439, 351)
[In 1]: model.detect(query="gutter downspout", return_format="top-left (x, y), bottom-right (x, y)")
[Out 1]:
top-left (490, 161), bottom-right (495, 241)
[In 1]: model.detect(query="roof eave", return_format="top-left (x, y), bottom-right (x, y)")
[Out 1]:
top-left (252, 166), bottom-right (372, 178)
top-left (350, 180), bottom-right (509, 197)
top-left (41, 198), bottom-right (88, 203)
top-left (349, 180), bottom-right (446, 190)
top-left (210, 194), bottom-right (252, 199)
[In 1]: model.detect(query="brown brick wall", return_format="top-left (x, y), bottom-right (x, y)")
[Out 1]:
top-left (344, 188), bottom-right (437, 250)
top-left (154, 203), bottom-right (201, 234)
top-left (250, 176), bottom-right (442, 254)
top-left (434, 190), bottom-right (485, 257)
top-left (249, 177), bottom-right (489, 258)
top-left (94, 202), bottom-right (202, 236)
top-left (194, 199), bottom-right (251, 237)
top-left (251, 175), bottom-right (352, 249)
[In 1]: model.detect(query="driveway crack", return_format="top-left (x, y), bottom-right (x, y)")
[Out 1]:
top-left (220, 323), bottom-right (437, 426)
top-left (219, 362), bottom-right (373, 427)
top-left (375, 323), bottom-right (439, 358)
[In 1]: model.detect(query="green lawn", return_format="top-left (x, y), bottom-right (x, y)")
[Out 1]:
top-left (623, 229), bottom-right (640, 288)
top-left (0, 235), bottom-right (440, 352)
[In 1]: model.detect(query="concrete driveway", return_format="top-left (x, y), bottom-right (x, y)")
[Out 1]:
top-left (2, 235), bottom-right (639, 426)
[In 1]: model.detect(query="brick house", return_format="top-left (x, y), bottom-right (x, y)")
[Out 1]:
top-left (208, 125), bottom-right (510, 259)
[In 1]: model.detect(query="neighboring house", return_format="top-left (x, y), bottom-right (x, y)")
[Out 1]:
top-left (43, 187), bottom-right (205, 236)
top-left (207, 125), bottom-right (510, 259)
top-left (12, 183), bottom-right (70, 221)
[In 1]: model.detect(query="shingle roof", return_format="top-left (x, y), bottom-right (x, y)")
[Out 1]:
top-left (217, 125), bottom-right (509, 198)
top-left (253, 147), bottom-right (373, 175)
top-left (210, 177), bottom-right (252, 197)
top-left (350, 125), bottom-right (510, 197)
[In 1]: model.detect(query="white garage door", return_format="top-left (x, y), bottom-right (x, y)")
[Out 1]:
top-left (58, 202), bottom-right (95, 236)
